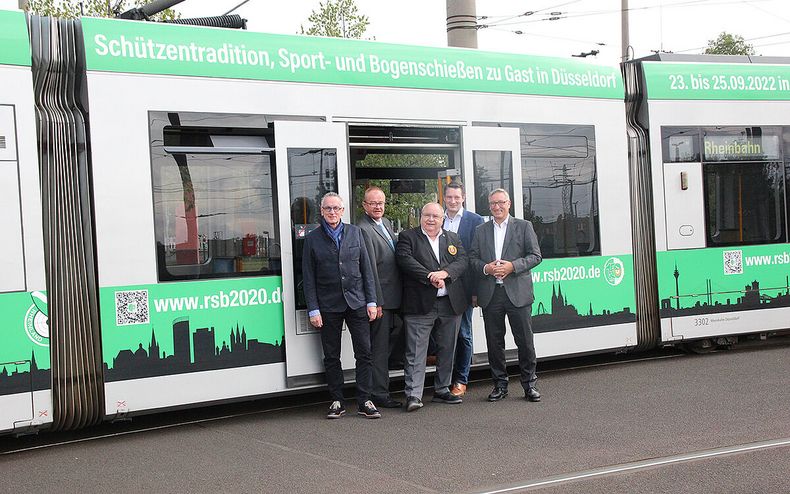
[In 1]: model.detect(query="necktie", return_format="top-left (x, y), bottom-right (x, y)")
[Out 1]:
top-left (379, 223), bottom-right (395, 251)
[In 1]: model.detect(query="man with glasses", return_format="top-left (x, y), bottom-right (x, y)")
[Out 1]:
top-left (442, 182), bottom-right (484, 398)
top-left (469, 189), bottom-right (543, 403)
top-left (303, 192), bottom-right (381, 419)
top-left (396, 202), bottom-right (468, 412)
top-left (358, 186), bottom-right (402, 409)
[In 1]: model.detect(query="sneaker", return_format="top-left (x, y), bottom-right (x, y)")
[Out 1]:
top-left (326, 400), bottom-right (346, 419)
top-left (357, 400), bottom-right (382, 419)
top-left (406, 396), bottom-right (424, 412)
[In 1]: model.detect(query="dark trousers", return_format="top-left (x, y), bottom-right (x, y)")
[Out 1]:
top-left (370, 308), bottom-right (395, 401)
top-left (482, 286), bottom-right (537, 391)
top-left (320, 307), bottom-right (372, 405)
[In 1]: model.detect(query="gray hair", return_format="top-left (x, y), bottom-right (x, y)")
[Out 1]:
top-left (320, 192), bottom-right (345, 208)
top-left (488, 188), bottom-right (511, 201)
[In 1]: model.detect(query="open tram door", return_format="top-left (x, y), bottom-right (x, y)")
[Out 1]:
top-left (274, 121), bottom-right (356, 386)
top-left (460, 126), bottom-right (524, 356)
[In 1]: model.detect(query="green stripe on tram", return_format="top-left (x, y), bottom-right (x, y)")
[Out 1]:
top-left (644, 61), bottom-right (790, 100)
top-left (81, 17), bottom-right (623, 99)
top-left (0, 10), bottom-right (31, 67)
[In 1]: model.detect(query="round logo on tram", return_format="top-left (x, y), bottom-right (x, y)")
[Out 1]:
top-left (603, 257), bottom-right (625, 286)
top-left (23, 291), bottom-right (49, 347)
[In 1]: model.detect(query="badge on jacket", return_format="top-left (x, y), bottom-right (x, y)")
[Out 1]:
top-left (448, 245), bottom-right (457, 255)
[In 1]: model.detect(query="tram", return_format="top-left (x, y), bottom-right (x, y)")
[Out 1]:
top-left (0, 11), bottom-right (787, 434)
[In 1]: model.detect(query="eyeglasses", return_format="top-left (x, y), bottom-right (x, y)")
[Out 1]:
top-left (421, 213), bottom-right (443, 219)
top-left (364, 201), bottom-right (385, 207)
top-left (321, 206), bottom-right (343, 212)
top-left (489, 200), bottom-right (510, 207)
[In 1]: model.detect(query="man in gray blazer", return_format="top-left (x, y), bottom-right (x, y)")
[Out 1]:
top-left (469, 189), bottom-right (543, 403)
top-left (358, 186), bottom-right (402, 409)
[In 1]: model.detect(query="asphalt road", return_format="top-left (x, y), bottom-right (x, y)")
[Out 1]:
top-left (1, 341), bottom-right (788, 493)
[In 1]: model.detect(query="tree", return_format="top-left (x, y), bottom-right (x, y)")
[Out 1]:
top-left (300, 0), bottom-right (369, 39)
top-left (704, 32), bottom-right (755, 55)
top-left (25, 0), bottom-right (179, 21)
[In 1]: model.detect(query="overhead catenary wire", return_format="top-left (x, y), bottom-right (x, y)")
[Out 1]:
top-left (479, 0), bottom-right (776, 29)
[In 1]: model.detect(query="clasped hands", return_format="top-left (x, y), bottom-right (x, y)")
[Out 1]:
top-left (485, 260), bottom-right (514, 280)
top-left (427, 270), bottom-right (449, 289)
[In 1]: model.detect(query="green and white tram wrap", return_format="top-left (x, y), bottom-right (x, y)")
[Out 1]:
top-left (78, 17), bottom-right (634, 418)
top-left (627, 56), bottom-right (790, 344)
top-left (0, 10), bottom-right (51, 432)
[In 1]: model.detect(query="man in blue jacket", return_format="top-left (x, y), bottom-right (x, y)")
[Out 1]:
top-left (303, 192), bottom-right (380, 419)
top-left (442, 182), bottom-right (484, 397)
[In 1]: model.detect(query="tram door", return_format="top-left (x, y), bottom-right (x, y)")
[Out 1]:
top-left (274, 122), bottom-right (355, 385)
top-left (461, 127), bottom-right (524, 355)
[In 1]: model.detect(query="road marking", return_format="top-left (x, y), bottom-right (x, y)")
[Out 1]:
top-left (475, 437), bottom-right (790, 493)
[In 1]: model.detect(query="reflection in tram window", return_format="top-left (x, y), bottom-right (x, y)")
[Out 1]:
top-left (704, 161), bottom-right (786, 247)
top-left (475, 123), bottom-right (601, 258)
top-left (661, 127), bottom-right (701, 163)
top-left (288, 148), bottom-right (338, 310)
top-left (472, 150), bottom-right (513, 218)
top-left (151, 152), bottom-right (280, 281)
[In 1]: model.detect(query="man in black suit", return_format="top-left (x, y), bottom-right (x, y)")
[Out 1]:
top-left (302, 192), bottom-right (381, 419)
top-left (396, 202), bottom-right (468, 412)
top-left (469, 189), bottom-right (543, 403)
top-left (358, 186), bottom-right (402, 409)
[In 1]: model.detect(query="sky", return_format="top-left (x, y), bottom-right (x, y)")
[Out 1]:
top-left (2, 0), bottom-right (789, 65)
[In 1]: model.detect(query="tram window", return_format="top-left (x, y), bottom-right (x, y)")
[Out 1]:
top-left (151, 152), bottom-right (280, 281)
top-left (522, 124), bottom-right (600, 258)
top-left (704, 161), bottom-right (786, 246)
top-left (474, 122), bottom-right (601, 258)
top-left (661, 127), bottom-right (700, 162)
top-left (472, 150), bottom-right (514, 217)
top-left (288, 148), bottom-right (338, 310)
top-left (151, 111), bottom-right (280, 282)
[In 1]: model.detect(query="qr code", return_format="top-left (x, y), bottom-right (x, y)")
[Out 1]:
top-left (723, 250), bottom-right (743, 275)
top-left (115, 290), bottom-right (150, 326)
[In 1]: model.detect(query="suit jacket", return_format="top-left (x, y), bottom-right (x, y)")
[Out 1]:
top-left (396, 227), bottom-right (468, 316)
top-left (470, 216), bottom-right (542, 309)
top-left (455, 210), bottom-right (485, 299)
top-left (302, 221), bottom-right (376, 313)
top-left (358, 214), bottom-right (402, 310)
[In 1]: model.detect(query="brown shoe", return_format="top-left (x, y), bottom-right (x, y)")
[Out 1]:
top-left (450, 383), bottom-right (467, 397)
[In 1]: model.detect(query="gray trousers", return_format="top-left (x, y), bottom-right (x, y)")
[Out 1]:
top-left (403, 297), bottom-right (461, 400)
top-left (370, 308), bottom-right (395, 401)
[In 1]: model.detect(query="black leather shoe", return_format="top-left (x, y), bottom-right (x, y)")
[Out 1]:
top-left (431, 391), bottom-right (462, 404)
top-left (406, 396), bottom-right (424, 412)
top-left (375, 398), bottom-right (403, 409)
top-left (526, 387), bottom-right (541, 402)
top-left (487, 387), bottom-right (508, 402)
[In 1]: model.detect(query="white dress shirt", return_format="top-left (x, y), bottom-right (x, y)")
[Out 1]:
top-left (487, 216), bottom-right (509, 284)
top-left (421, 228), bottom-right (447, 297)
top-left (443, 207), bottom-right (464, 234)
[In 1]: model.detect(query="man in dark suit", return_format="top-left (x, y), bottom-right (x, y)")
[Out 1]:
top-left (396, 202), bottom-right (468, 412)
top-left (469, 189), bottom-right (543, 403)
top-left (442, 182), bottom-right (484, 397)
top-left (358, 186), bottom-right (402, 409)
top-left (302, 192), bottom-right (381, 419)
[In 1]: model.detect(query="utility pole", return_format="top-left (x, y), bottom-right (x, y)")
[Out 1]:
top-left (18, 0), bottom-right (29, 10)
top-left (621, 0), bottom-right (631, 61)
top-left (446, 0), bottom-right (478, 48)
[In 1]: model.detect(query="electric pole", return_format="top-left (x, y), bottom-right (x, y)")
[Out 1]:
top-left (622, 0), bottom-right (631, 60)
top-left (447, 0), bottom-right (478, 48)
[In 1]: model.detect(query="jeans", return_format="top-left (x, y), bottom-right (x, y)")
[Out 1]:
top-left (452, 305), bottom-right (474, 385)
